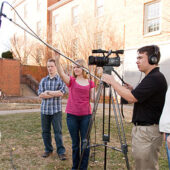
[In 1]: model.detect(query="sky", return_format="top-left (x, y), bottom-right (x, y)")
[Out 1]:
top-left (0, 0), bottom-right (14, 56)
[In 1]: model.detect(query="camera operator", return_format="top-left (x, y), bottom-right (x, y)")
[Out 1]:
top-left (102, 45), bottom-right (167, 170)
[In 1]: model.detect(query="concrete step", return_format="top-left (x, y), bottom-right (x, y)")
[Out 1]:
top-left (20, 84), bottom-right (37, 97)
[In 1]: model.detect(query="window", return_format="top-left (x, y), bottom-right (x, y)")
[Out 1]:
top-left (23, 56), bottom-right (28, 64)
top-left (94, 32), bottom-right (102, 49)
top-left (54, 15), bottom-right (59, 32)
top-left (24, 4), bottom-right (28, 18)
top-left (72, 39), bottom-right (78, 57)
top-left (36, 49), bottom-right (42, 64)
top-left (96, 0), bottom-right (104, 17)
top-left (144, 1), bottom-right (161, 35)
top-left (24, 31), bottom-right (27, 46)
top-left (72, 6), bottom-right (79, 25)
top-left (37, 21), bottom-right (41, 36)
top-left (37, 0), bottom-right (42, 11)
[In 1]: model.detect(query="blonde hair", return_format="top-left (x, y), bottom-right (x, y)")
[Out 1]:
top-left (73, 59), bottom-right (88, 79)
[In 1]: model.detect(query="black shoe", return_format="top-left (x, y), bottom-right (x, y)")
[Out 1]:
top-left (42, 152), bottom-right (52, 158)
top-left (58, 154), bottom-right (67, 160)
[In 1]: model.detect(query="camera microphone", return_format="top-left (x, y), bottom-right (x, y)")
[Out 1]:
top-left (92, 49), bottom-right (124, 54)
top-left (112, 50), bottom-right (124, 54)
top-left (92, 49), bottom-right (108, 53)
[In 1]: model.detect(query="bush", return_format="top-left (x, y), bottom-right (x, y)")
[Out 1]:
top-left (1, 51), bottom-right (13, 59)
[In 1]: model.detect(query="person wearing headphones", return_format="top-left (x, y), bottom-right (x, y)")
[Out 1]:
top-left (102, 45), bottom-right (167, 170)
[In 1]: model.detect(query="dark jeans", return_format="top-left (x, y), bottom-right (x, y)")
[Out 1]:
top-left (67, 113), bottom-right (91, 170)
top-left (41, 112), bottom-right (65, 155)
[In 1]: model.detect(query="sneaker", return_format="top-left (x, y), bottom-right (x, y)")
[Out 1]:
top-left (42, 152), bottom-right (52, 158)
top-left (58, 154), bottom-right (67, 161)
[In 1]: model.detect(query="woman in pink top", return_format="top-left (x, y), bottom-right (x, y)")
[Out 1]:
top-left (55, 55), bottom-right (95, 170)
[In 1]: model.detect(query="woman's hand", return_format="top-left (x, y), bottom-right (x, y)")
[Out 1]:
top-left (55, 53), bottom-right (60, 63)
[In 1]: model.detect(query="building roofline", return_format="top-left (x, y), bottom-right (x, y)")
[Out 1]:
top-left (12, 0), bottom-right (25, 8)
top-left (48, 0), bottom-right (73, 11)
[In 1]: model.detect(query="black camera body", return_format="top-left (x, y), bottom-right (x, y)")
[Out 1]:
top-left (88, 55), bottom-right (120, 67)
top-left (88, 49), bottom-right (123, 67)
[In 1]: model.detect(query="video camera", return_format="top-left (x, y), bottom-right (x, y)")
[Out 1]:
top-left (88, 49), bottom-right (124, 67)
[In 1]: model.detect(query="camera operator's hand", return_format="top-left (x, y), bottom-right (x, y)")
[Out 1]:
top-left (102, 73), bottom-right (137, 103)
top-left (124, 83), bottom-right (133, 91)
top-left (102, 74), bottom-right (115, 86)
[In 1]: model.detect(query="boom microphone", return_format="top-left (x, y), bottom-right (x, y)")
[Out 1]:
top-left (0, 2), bottom-right (5, 28)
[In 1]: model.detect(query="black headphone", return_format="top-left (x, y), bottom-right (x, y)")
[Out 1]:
top-left (148, 45), bottom-right (159, 65)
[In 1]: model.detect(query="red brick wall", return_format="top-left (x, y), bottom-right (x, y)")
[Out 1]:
top-left (48, 0), bottom-right (60, 7)
top-left (21, 65), bottom-right (48, 82)
top-left (0, 58), bottom-right (20, 96)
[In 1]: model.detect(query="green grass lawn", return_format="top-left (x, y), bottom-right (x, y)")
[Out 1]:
top-left (0, 112), bottom-right (168, 170)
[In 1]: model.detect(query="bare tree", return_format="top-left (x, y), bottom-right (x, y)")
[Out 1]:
top-left (10, 34), bottom-right (31, 64)
top-left (10, 33), bottom-right (47, 66)
top-left (53, 12), bottom-right (124, 80)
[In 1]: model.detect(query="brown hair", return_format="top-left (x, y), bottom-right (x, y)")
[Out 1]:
top-left (137, 45), bottom-right (160, 65)
top-left (47, 58), bottom-right (56, 66)
top-left (73, 59), bottom-right (88, 79)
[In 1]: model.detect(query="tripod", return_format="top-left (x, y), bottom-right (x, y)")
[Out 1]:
top-left (79, 66), bottom-right (130, 170)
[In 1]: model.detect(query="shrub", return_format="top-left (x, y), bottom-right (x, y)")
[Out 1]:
top-left (1, 51), bottom-right (13, 59)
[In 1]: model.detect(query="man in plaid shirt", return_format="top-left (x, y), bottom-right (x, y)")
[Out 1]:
top-left (38, 58), bottom-right (66, 160)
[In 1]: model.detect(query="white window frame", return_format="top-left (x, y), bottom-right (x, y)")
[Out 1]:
top-left (72, 38), bottom-right (78, 57)
top-left (24, 4), bottom-right (28, 18)
top-left (37, 0), bottom-right (42, 12)
top-left (96, 0), bottom-right (104, 17)
top-left (72, 6), bottom-right (79, 25)
top-left (54, 15), bottom-right (59, 32)
top-left (37, 21), bottom-right (41, 36)
top-left (144, 1), bottom-right (161, 36)
top-left (94, 32), bottom-right (102, 49)
top-left (36, 48), bottom-right (42, 64)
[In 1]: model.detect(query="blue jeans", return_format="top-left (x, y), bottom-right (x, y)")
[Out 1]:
top-left (41, 112), bottom-right (65, 155)
top-left (165, 133), bottom-right (170, 169)
top-left (67, 114), bottom-right (91, 170)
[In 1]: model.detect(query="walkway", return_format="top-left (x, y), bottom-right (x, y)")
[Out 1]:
top-left (0, 109), bottom-right (40, 115)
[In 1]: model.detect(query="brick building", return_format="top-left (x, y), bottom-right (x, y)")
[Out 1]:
top-left (47, 0), bottom-right (170, 85)
top-left (1, 0), bottom-right (169, 96)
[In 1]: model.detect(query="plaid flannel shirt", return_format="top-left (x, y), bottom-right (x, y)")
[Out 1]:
top-left (38, 74), bottom-right (66, 115)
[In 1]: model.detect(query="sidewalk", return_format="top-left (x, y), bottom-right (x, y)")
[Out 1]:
top-left (0, 109), bottom-right (40, 115)
top-left (0, 98), bottom-right (133, 122)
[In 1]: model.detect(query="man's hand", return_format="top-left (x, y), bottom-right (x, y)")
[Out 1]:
top-left (39, 90), bottom-right (63, 99)
top-left (124, 83), bottom-right (133, 91)
top-left (47, 91), bottom-right (63, 97)
top-left (39, 91), bottom-right (52, 99)
top-left (101, 74), bottom-right (116, 85)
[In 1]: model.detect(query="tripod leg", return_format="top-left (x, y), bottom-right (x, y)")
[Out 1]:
top-left (78, 81), bottom-right (103, 170)
top-left (104, 141), bottom-right (107, 170)
top-left (111, 88), bottom-right (130, 170)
